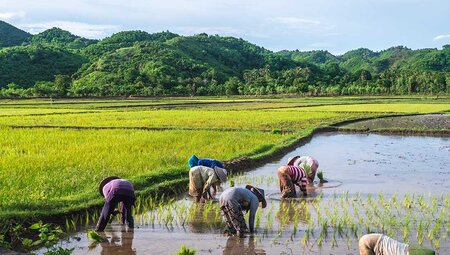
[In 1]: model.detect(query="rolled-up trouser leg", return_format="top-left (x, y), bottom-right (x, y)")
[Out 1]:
top-left (358, 234), bottom-right (381, 255)
top-left (277, 167), bottom-right (296, 198)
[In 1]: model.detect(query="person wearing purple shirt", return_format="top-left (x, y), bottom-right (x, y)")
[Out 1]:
top-left (96, 176), bottom-right (135, 231)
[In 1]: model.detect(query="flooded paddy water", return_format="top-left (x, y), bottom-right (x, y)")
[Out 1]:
top-left (39, 132), bottom-right (450, 255)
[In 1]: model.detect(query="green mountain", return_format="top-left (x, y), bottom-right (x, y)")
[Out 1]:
top-left (0, 20), bottom-right (31, 48)
top-left (72, 33), bottom-right (271, 96)
top-left (0, 45), bottom-right (87, 88)
top-left (29, 27), bottom-right (97, 50)
top-left (81, 30), bottom-right (178, 59)
top-left (0, 20), bottom-right (449, 97)
top-left (277, 50), bottom-right (340, 65)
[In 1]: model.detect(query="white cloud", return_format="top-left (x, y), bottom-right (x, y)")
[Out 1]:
top-left (20, 21), bottom-right (119, 39)
top-left (433, 34), bottom-right (450, 41)
top-left (266, 17), bottom-right (335, 34)
top-left (0, 11), bottom-right (25, 20)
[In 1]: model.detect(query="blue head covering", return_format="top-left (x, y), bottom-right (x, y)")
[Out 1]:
top-left (188, 155), bottom-right (199, 168)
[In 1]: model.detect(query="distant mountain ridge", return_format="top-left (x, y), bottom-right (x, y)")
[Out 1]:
top-left (0, 20), bottom-right (449, 97)
top-left (0, 20), bottom-right (31, 47)
top-left (28, 27), bottom-right (97, 50)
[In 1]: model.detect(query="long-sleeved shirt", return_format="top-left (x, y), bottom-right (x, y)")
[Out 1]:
top-left (288, 165), bottom-right (307, 193)
top-left (102, 179), bottom-right (135, 202)
top-left (219, 187), bottom-right (259, 232)
top-left (189, 166), bottom-right (220, 194)
top-left (293, 156), bottom-right (319, 179)
top-left (198, 158), bottom-right (224, 169)
top-left (374, 234), bottom-right (409, 255)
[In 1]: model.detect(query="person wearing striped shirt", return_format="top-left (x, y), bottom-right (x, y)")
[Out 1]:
top-left (277, 164), bottom-right (308, 198)
top-left (287, 156), bottom-right (319, 184)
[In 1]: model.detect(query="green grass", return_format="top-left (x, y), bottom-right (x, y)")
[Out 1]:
top-left (0, 109), bottom-right (385, 130)
top-left (0, 96), bottom-right (448, 225)
top-left (271, 103), bottom-right (450, 113)
top-left (0, 108), bottom-right (98, 116)
top-left (0, 128), bottom-right (291, 215)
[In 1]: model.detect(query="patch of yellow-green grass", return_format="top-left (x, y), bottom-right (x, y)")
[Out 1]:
top-left (0, 98), bottom-right (264, 109)
top-left (270, 103), bottom-right (450, 113)
top-left (0, 108), bottom-right (98, 116)
top-left (0, 127), bottom-right (292, 213)
top-left (0, 109), bottom-right (382, 130)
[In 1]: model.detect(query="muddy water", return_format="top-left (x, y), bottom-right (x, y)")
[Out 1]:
top-left (38, 133), bottom-right (450, 255)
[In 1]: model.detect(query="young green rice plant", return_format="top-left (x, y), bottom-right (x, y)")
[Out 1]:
top-left (350, 220), bottom-right (358, 238)
top-left (403, 223), bottom-right (410, 243)
top-left (316, 171), bottom-right (326, 183)
top-left (176, 245), bottom-right (196, 255)
top-left (367, 194), bottom-right (373, 205)
top-left (301, 229), bottom-right (310, 246)
top-left (85, 210), bottom-right (90, 228)
top-left (317, 233), bottom-right (323, 248)
top-left (321, 220), bottom-right (328, 239)
top-left (346, 233), bottom-right (351, 250)
top-left (87, 230), bottom-right (105, 243)
top-left (64, 218), bottom-right (70, 233)
top-left (70, 219), bottom-right (76, 232)
top-left (444, 194), bottom-right (449, 208)
top-left (427, 227), bottom-right (435, 242)
top-left (365, 222), bottom-right (372, 234)
top-left (336, 220), bottom-right (345, 238)
top-left (403, 194), bottom-right (412, 209)
top-left (331, 231), bottom-right (337, 248)
top-left (417, 221), bottom-right (424, 245)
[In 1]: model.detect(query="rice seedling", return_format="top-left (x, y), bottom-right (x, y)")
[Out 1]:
top-left (1, 96), bottom-right (448, 252)
top-left (417, 221), bottom-right (424, 245)
top-left (176, 245), bottom-right (196, 255)
top-left (87, 230), bottom-right (105, 243)
top-left (317, 233), bottom-right (324, 247)
top-left (433, 238), bottom-right (440, 250)
top-left (331, 231), bottom-right (338, 248)
top-left (300, 229), bottom-right (310, 246)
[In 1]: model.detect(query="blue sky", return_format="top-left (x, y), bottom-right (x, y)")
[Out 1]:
top-left (1, 0), bottom-right (450, 54)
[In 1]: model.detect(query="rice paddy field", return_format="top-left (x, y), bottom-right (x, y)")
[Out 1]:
top-left (0, 96), bottom-right (449, 254)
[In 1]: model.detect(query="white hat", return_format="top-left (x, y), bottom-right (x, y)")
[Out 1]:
top-left (214, 166), bottom-right (227, 182)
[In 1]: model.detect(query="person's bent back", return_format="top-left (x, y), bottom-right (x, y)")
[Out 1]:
top-left (96, 176), bottom-right (136, 231)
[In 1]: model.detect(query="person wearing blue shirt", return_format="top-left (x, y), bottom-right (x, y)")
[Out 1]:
top-left (188, 154), bottom-right (224, 168)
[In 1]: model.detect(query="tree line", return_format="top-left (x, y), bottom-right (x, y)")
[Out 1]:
top-left (0, 21), bottom-right (449, 98)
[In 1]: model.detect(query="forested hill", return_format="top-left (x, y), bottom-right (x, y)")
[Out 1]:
top-left (0, 21), bottom-right (31, 48)
top-left (0, 21), bottom-right (449, 97)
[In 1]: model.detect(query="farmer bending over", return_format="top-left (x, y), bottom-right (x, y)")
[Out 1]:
top-left (287, 156), bottom-right (319, 183)
top-left (188, 154), bottom-right (224, 169)
top-left (219, 185), bottom-right (267, 237)
top-left (359, 233), bottom-right (435, 255)
top-left (189, 165), bottom-right (227, 202)
top-left (277, 162), bottom-right (308, 199)
top-left (96, 176), bottom-right (135, 231)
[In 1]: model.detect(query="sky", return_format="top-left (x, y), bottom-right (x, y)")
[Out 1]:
top-left (1, 0), bottom-right (450, 55)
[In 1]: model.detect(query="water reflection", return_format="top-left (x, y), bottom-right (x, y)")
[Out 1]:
top-left (223, 236), bottom-right (266, 255)
top-left (187, 203), bottom-right (223, 233)
top-left (99, 228), bottom-right (135, 255)
top-left (276, 200), bottom-right (311, 226)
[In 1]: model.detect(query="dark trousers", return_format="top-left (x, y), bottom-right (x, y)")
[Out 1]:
top-left (220, 204), bottom-right (248, 235)
top-left (96, 194), bottom-right (135, 231)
